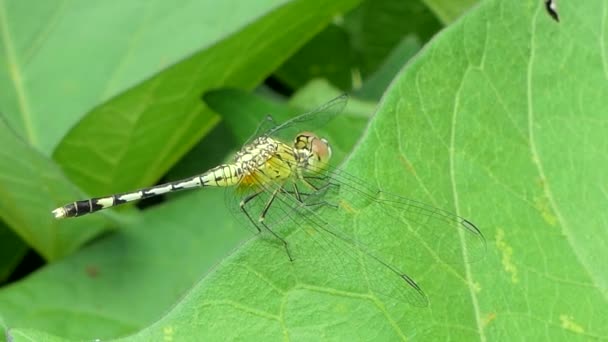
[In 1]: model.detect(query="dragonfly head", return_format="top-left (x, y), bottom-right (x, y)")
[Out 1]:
top-left (294, 132), bottom-right (332, 173)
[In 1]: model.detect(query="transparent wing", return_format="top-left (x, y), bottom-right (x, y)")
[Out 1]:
top-left (225, 93), bottom-right (483, 306)
top-left (241, 93), bottom-right (348, 155)
top-left (244, 115), bottom-right (279, 146)
top-left (303, 162), bottom-right (487, 264)
top-left (259, 94), bottom-right (348, 143)
top-left (241, 162), bottom-right (429, 306)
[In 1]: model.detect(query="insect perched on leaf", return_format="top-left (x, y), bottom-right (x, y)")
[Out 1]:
top-left (53, 94), bottom-right (485, 306)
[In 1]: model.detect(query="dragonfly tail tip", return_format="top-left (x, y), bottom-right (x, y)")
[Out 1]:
top-left (52, 207), bottom-right (67, 219)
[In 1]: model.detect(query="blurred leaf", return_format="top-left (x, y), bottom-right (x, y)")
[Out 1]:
top-left (0, 222), bottom-right (27, 283)
top-left (204, 81), bottom-right (373, 162)
top-left (287, 78), bottom-right (374, 114)
top-left (162, 122), bottom-right (238, 183)
top-left (51, 0), bottom-right (359, 200)
top-left (354, 35), bottom-right (422, 100)
top-left (0, 118), bottom-right (110, 260)
top-left (274, 0), bottom-right (441, 92)
top-left (275, 24), bottom-right (355, 90)
top-left (0, 0), bottom-right (260, 153)
top-left (0, 187), bottom-right (247, 339)
top-left (422, 0), bottom-right (479, 23)
top-left (204, 89), bottom-right (295, 146)
top-left (343, 0), bottom-right (441, 77)
top-left (4, 329), bottom-right (70, 342)
top-left (107, 0), bottom-right (606, 340)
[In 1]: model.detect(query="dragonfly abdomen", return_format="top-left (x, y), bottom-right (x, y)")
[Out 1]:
top-left (52, 164), bottom-right (242, 218)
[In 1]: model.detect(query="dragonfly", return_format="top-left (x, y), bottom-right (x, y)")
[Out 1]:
top-left (52, 94), bottom-right (485, 306)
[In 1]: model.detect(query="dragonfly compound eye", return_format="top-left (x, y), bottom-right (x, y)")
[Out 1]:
top-left (311, 136), bottom-right (332, 167)
top-left (294, 132), bottom-right (332, 171)
top-left (310, 136), bottom-right (331, 169)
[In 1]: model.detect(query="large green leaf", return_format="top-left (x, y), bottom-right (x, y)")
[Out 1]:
top-left (105, 0), bottom-right (604, 340)
top-left (1, 0), bottom-right (268, 152)
top-left (3, 0), bottom-right (607, 340)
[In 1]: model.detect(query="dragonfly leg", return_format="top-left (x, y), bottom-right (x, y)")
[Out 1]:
top-left (289, 182), bottom-right (306, 202)
top-left (281, 184), bottom-right (337, 210)
top-left (258, 188), bottom-right (294, 262)
top-left (299, 177), bottom-right (339, 209)
top-left (240, 190), bottom-right (264, 233)
top-left (242, 187), bottom-right (293, 261)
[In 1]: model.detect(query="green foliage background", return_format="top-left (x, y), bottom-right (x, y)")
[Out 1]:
top-left (0, 0), bottom-right (606, 340)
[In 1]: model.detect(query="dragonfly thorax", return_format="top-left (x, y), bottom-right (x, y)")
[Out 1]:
top-left (231, 132), bottom-right (331, 189)
top-left (234, 136), bottom-right (281, 174)
top-left (231, 136), bottom-right (300, 189)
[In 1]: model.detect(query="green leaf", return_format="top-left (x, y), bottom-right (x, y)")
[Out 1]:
top-left (0, 188), bottom-right (248, 339)
top-left (422, 0), bottom-right (479, 23)
top-left (275, 24), bottom-right (355, 90)
top-left (354, 35), bottom-right (422, 100)
top-left (204, 89), bottom-right (297, 145)
top-left (3, 0), bottom-right (606, 340)
top-left (0, 118), bottom-right (110, 260)
top-left (109, 0), bottom-right (604, 340)
top-left (0, 222), bottom-right (27, 283)
top-left (275, 0), bottom-right (441, 91)
top-left (5, 328), bottom-right (78, 342)
top-left (162, 122), bottom-right (239, 184)
top-left (343, 0), bottom-right (441, 77)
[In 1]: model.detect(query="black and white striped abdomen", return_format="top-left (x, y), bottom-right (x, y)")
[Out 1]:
top-left (52, 164), bottom-right (241, 218)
